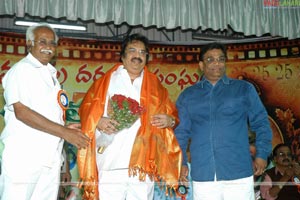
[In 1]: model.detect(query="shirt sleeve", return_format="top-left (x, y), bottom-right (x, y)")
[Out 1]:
top-left (2, 67), bottom-right (22, 111)
top-left (247, 83), bottom-right (273, 161)
top-left (260, 174), bottom-right (277, 200)
top-left (174, 92), bottom-right (191, 166)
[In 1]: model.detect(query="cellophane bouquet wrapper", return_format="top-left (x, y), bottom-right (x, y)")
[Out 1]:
top-left (97, 94), bottom-right (145, 153)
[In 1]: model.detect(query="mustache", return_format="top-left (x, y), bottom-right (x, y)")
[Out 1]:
top-left (40, 49), bottom-right (53, 54)
top-left (131, 57), bottom-right (143, 63)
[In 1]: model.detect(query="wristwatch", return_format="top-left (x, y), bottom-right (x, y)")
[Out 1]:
top-left (177, 184), bottom-right (188, 195)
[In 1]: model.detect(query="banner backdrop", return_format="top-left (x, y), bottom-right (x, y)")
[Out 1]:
top-left (0, 32), bottom-right (300, 199)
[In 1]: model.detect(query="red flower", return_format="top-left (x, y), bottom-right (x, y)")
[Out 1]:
top-left (109, 94), bottom-right (145, 130)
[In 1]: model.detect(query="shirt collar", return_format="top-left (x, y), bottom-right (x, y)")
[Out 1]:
top-left (275, 166), bottom-right (285, 176)
top-left (117, 65), bottom-right (144, 79)
top-left (27, 53), bottom-right (57, 74)
top-left (198, 75), bottom-right (230, 88)
top-left (27, 53), bottom-right (45, 68)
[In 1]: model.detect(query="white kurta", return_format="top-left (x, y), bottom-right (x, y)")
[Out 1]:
top-left (0, 53), bottom-right (64, 200)
top-left (95, 65), bottom-right (154, 200)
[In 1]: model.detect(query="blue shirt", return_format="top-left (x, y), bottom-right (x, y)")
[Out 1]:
top-left (175, 75), bottom-right (272, 181)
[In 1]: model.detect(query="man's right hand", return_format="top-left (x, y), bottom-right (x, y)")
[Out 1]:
top-left (65, 123), bottom-right (90, 149)
top-left (179, 165), bottom-right (189, 187)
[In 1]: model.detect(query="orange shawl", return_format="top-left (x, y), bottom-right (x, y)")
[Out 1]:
top-left (77, 63), bottom-right (182, 199)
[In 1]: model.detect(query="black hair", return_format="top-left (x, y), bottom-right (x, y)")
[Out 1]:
top-left (199, 43), bottom-right (227, 61)
top-left (272, 143), bottom-right (291, 158)
top-left (119, 33), bottom-right (150, 63)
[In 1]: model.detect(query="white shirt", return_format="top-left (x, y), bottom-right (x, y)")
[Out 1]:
top-left (1, 53), bottom-right (64, 172)
top-left (96, 65), bottom-right (143, 171)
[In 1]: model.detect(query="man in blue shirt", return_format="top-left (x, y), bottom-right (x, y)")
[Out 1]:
top-left (175, 43), bottom-right (272, 200)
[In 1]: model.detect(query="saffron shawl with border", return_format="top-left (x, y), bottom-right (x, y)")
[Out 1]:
top-left (77, 63), bottom-right (182, 199)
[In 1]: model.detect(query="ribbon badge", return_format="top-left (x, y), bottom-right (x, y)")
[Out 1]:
top-left (57, 90), bottom-right (69, 120)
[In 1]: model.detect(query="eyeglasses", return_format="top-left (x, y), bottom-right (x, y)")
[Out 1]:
top-left (126, 48), bottom-right (148, 56)
top-left (203, 56), bottom-right (226, 64)
top-left (278, 152), bottom-right (292, 158)
top-left (32, 39), bottom-right (58, 48)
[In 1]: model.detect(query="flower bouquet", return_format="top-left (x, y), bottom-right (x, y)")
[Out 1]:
top-left (97, 94), bottom-right (145, 153)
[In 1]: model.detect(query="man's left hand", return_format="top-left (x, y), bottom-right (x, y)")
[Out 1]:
top-left (254, 157), bottom-right (267, 176)
top-left (151, 114), bottom-right (174, 128)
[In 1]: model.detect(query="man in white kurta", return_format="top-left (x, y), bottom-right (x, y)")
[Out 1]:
top-left (95, 66), bottom-right (154, 199)
top-left (77, 34), bottom-right (182, 200)
top-left (0, 52), bottom-right (64, 199)
top-left (0, 23), bottom-right (90, 200)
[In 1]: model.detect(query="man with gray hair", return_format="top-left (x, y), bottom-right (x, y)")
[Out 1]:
top-left (0, 23), bottom-right (90, 200)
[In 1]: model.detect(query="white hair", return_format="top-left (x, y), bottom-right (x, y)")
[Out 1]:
top-left (26, 23), bottom-right (59, 45)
